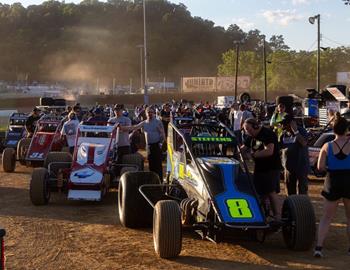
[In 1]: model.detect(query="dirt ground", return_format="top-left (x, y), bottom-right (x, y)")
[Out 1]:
top-left (0, 164), bottom-right (349, 270)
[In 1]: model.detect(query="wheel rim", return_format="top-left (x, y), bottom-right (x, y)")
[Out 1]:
top-left (118, 183), bottom-right (123, 220)
top-left (153, 209), bottom-right (159, 252)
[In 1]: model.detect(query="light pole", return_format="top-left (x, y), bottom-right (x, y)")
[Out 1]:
top-left (309, 14), bottom-right (321, 93)
top-left (143, 0), bottom-right (149, 104)
top-left (136, 44), bottom-right (143, 90)
top-left (233, 41), bottom-right (240, 101)
top-left (262, 35), bottom-right (267, 103)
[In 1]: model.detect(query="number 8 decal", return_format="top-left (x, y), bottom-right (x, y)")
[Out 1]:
top-left (226, 199), bottom-right (253, 218)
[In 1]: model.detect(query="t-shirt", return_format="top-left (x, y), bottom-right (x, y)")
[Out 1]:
top-left (160, 110), bottom-right (171, 132)
top-left (246, 127), bottom-right (282, 172)
top-left (281, 127), bottom-right (309, 173)
top-left (139, 118), bottom-right (164, 145)
top-left (241, 110), bottom-right (253, 123)
top-left (61, 119), bottom-right (80, 147)
top-left (233, 110), bottom-right (243, 131)
top-left (108, 116), bottom-right (132, 147)
top-left (25, 114), bottom-right (41, 133)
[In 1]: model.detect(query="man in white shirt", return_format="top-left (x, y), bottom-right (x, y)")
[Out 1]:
top-left (61, 112), bottom-right (79, 153)
top-left (108, 104), bottom-right (132, 169)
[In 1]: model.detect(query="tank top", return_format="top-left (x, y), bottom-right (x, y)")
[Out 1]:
top-left (327, 140), bottom-right (350, 171)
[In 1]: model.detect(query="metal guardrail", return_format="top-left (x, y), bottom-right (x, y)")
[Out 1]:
top-left (0, 228), bottom-right (5, 270)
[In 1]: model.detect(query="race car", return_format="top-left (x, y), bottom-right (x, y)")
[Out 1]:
top-left (118, 118), bottom-right (316, 258)
top-left (2, 113), bottom-right (28, 149)
top-left (2, 115), bottom-right (65, 173)
top-left (30, 122), bottom-right (143, 205)
top-left (0, 228), bottom-right (5, 270)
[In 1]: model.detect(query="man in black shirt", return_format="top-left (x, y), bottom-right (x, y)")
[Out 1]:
top-left (25, 108), bottom-right (41, 137)
top-left (243, 118), bottom-right (282, 220)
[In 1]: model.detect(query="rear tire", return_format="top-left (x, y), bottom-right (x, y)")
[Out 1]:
top-left (122, 153), bottom-right (144, 171)
top-left (118, 171), bottom-right (160, 228)
top-left (153, 200), bottom-right (182, 258)
top-left (282, 195), bottom-right (316, 250)
top-left (44, 152), bottom-right (72, 169)
top-left (30, 168), bottom-right (50, 205)
top-left (2, 148), bottom-right (16, 172)
top-left (239, 92), bottom-right (251, 103)
top-left (17, 138), bottom-right (31, 165)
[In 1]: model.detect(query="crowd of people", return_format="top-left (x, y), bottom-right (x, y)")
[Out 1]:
top-left (23, 99), bottom-right (350, 258)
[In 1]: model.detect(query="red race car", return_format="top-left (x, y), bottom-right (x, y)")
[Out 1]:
top-left (2, 115), bottom-right (65, 173)
top-left (29, 122), bottom-right (143, 205)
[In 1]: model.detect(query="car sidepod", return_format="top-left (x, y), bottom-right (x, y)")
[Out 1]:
top-left (198, 157), bottom-right (265, 226)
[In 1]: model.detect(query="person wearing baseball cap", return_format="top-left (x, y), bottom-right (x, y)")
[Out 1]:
top-left (280, 114), bottom-right (309, 195)
top-left (25, 107), bottom-right (41, 137)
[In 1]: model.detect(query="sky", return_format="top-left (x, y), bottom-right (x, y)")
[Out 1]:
top-left (1, 0), bottom-right (349, 51)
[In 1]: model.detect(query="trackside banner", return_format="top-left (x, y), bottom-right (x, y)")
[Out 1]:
top-left (182, 76), bottom-right (250, 92)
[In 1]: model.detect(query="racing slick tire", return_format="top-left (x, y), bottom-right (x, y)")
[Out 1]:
top-left (2, 148), bottom-right (16, 172)
top-left (44, 152), bottom-right (72, 169)
top-left (17, 138), bottom-right (31, 165)
top-left (122, 153), bottom-right (144, 171)
top-left (40, 97), bottom-right (54, 106)
top-left (153, 200), bottom-right (182, 258)
top-left (118, 171), bottom-right (160, 228)
top-left (30, 168), bottom-right (50, 205)
top-left (282, 195), bottom-right (316, 251)
top-left (239, 92), bottom-right (251, 103)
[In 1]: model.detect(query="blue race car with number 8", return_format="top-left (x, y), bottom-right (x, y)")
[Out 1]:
top-left (118, 117), bottom-right (316, 258)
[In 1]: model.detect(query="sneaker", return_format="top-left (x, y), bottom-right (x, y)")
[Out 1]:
top-left (314, 247), bottom-right (323, 258)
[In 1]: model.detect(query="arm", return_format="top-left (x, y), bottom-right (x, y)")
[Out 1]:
top-left (317, 143), bottom-right (328, 172)
top-left (157, 121), bottom-right (166, 142)
top-left (119, 121), bottom-right (144, 132)
top-left (291, 121), bottom-right (307, 147)
top-left (253, 143), bottom-right (274, 158)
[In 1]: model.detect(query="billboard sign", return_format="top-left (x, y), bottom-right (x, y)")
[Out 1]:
top-left (182, 76), bottom-right (250, 92)
top-left (182, 77), bottom-right (216, 92)
top-left (217, 76), bottom-right (250, 91)
top-left (336, 72), bottom-right (350, 85)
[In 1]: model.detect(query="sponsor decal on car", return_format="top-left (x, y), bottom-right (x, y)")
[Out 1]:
top-left (191, 136), bottom-right (233, 143)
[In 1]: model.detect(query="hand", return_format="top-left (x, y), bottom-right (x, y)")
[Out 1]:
top-left (290, 121), bottom-right (298, 133)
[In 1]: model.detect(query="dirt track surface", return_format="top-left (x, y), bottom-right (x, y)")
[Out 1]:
top-left (1, 165), bottom-right (349, 270)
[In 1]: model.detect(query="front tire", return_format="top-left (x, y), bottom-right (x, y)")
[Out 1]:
top-left (2, 148), bottom-right (16, 172)
top-left (17, 138), bottom-right (31, 165)
top-left (153, 200), bottom-right (182, 258)
top-left (282, 195), bottom-right (316, 250)
top-left (30, 168), bottom-right (50, 205)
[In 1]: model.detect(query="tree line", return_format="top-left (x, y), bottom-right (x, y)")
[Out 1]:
top-left (0, 0), bottom-right (348, 96)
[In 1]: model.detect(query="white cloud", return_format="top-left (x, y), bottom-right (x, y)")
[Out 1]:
top-left (262, 9), bottom-right (304, 26)
top-left (292, 0), bottom-right (310, 5)
top-left (235, 18), bottom-right (255, 30)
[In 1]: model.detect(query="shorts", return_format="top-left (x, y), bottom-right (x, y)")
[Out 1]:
top-left (254, 170), bottom-right (281, 196)
top-left (322, 170), bottom-right (350, 201)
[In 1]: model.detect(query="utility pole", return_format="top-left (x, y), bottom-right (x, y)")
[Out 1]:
top-left (136, 45), bottom-right (144, 90)
top-left (309, 14), bottom-right (321, 93)
top-left (143, 0), bottom-right (149, 104)
top-left (317, 15), bottom-right (321, 93)
top-left (233, 41), bottom-right (240, 101)
top-left (262, 36), bottom-right (267, 103)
